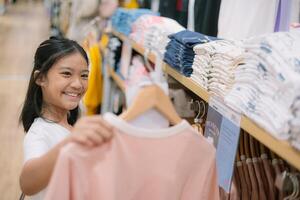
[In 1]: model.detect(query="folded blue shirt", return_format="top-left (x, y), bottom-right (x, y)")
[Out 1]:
top-left (168, 30), bottom-right (219, 48)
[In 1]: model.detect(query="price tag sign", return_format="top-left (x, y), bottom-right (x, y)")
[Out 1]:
top-left (204, 96), bottom-right (241, 192)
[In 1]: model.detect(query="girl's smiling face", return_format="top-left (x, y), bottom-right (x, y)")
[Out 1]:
top-left (37, 52), bottom-right (89, 114)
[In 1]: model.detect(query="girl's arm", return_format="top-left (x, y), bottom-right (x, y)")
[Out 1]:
top-left (20, 137), bottom-right (70, 195)
top-left (19, 116), bottom-right (113, 195)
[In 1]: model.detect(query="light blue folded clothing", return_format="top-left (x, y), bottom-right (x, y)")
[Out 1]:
top-left (111, 8), bottom-right (158, 35)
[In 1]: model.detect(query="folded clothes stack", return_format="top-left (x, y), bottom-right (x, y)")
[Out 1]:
top-left (129, 15), bottom-right (185, 55)
top-left (224, 31), bottom-right (300, 140)
top-left (164, 30), bottom-right (218, 77)
top-left (290, 96), bottom-right (300, 150)
top-left (111, 8), bottom-right (158, 36)
top-left (192, 40), bottom-right (244, 95)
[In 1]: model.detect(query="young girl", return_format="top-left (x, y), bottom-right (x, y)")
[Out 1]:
top-left (19, 37), bottom-right (113, 199)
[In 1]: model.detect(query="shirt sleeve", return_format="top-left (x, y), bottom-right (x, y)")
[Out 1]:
top-left (23, 129), bottom-right (49, 163)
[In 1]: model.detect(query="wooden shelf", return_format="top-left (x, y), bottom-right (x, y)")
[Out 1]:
top-left (106, 65), bottom-right (126, 92)
top-left (163, 64), bottom-right (210, 102)
top-left (240, 117), bottom-right (300, 168)
top-left (112, 30), bottom-right (156, 63)
top-left (111, 30), bottom-right (300, 170)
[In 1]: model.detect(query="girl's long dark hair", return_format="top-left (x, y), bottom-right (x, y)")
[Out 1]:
top-left (19, 37), bottom-right (89, 132)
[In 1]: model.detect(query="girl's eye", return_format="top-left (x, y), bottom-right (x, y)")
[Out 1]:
top-left (81, 74), bottom-right (89, 80)
top-left (61, 72), bottom-right (72, 77)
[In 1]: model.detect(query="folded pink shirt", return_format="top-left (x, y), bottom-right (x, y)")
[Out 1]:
top-left (45, 113), bottom-right (219, 200)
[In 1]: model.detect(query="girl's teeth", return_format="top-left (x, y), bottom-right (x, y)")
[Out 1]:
top-left (66, 93), bottom-right (78, 97)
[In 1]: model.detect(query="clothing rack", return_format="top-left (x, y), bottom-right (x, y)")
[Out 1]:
top-left (110, 30), bottom-right (300, 171)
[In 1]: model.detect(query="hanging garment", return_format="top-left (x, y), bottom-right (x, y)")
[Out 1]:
top-left (274, 0), bottom-right (292, 32)
top-left (159, 0), bottom-right (177, 21)
top-left (175, 0), bottom-right (189, 27)
top-left (291, 0), bottom-right (300, 23)
top-left (58, 0), bottom-right (72, 35)
top-left (240, 156), bottom-right (251, 200)
top-left (107, 80), bottom-right (120, 113)
top-left (232, 165), bottom-right (241, 200)
top-left (151, 0), bottom-right (159, 12)
top-left (218, 0), bottom-right (278, 39)
top-left (236, 161), bottom-right (249, 200)
top-left (66, 0), bottom-right (99, 41)
top-left (253, 158), bottom-right (267, 200)
top-left (261, 154), bottom-right (276, 200)
top-left (159, 0), bottom-right (188, 27)
top-left (273, 159), bottom-right (284, 199)
top-left (257, 157), bottom-right (270, 199)
top-left (137, 0), bottom-right (151, 9)
top-left (45, 113), bottom-right (219, 200)
top-left (194, 0), bottom-right (221, 37)
top-left (83, 41), bottom-right (104, 115)
top-left (121, 0), bottom-right (139, 9)
top-left (187, 0), bottom-right (195, 31)
top-left (101, 47), bottom-right (113, 114)
top-left (245, 159), bottom-right (258, 200)
top-left (101, 36), bottom-right (122, 114)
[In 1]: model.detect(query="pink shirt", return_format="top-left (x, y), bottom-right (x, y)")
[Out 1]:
top-left (45, 113), bottom-right (219, 200)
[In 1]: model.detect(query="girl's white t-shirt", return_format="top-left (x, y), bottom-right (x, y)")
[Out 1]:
top-left (23, 117), bottom-right (70, 200)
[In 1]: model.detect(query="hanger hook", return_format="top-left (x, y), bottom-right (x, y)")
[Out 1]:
top-left (292, 174), bottom-right (299, 199)
top-left (195, 100), bottom-right (201, 120)
top-left (194, 100), bottom-right (206, 123)
top-left (199, 100), bottom-right (206, 119)
top-left (283, 172), bottom-right (298, 200)
top-left (290, 173), bottom-right (298, 199)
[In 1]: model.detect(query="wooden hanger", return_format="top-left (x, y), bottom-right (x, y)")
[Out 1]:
top-left (244, 132), bottom-right (251, 159)
top-left (120, 84), bottom-right (182, 125)
top-left (249, 135), bottom-right (257, 158)
top-left (191, 100), bottom-right (205, 135)
top-left (239, 131), bottom-right (245, 158)
top-left (270, 150), bottom-right (276, 160)
top-left (254, 139), bottom-right (262, 157)
top-left (237, 148), bottom-right (241, 162)
top-left (259, 143), bottom-right (267, 155)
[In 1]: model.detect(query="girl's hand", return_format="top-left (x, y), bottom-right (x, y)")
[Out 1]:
top-left (69, 115), bottom-right (114, 146)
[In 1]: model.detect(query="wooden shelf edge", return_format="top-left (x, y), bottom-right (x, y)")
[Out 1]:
top-left (167, 62), bottom-right (300, 169)
top-left (107, 66), bottom-right (125, 92)
top-left (112, 30), bottom-right (156, 63)
top-left (241, 117), bottom-right (300, 169)
top-left (111, 30), bottom-right (300, 170)
top-left (112, 30), bottom-right (126, 43)
top-left (163, 64), bottom-right (210, 102)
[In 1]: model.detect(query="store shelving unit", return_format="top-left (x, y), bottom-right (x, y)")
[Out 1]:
top-left (111, 30), bottom-right (300, 170)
